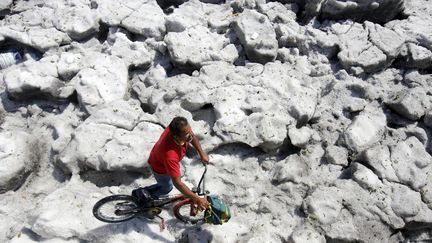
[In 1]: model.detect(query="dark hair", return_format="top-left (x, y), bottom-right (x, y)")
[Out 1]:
top-left (169, 116), bottom-right (188, 137)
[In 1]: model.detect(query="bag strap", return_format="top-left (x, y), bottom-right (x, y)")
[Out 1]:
top-left (204, 204), bottom-right (223, 224)
top-left (221, 205), bottom-right (229, 224)
top-left (204, 205), bottom-right (213, 223)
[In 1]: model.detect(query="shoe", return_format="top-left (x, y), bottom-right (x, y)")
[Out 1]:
top-left (132, 188), bottom-right (155, 207)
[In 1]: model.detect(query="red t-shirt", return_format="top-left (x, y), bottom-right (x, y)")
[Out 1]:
top-left (148, 127), bottom-right (188, 177)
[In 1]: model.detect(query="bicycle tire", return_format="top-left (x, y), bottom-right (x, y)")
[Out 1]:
top-left (173, 198), bottom-right (205, 224)
top-left (93, 195), bottom-right (139, 223)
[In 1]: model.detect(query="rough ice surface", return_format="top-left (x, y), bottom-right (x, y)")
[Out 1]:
top-left (1, 0), bottom-right (432, 242)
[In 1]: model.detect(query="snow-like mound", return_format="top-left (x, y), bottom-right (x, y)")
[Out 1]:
top-left (1, 0), bottom-right (432, 242)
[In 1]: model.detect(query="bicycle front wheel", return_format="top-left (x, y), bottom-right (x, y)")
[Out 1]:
top-left (173, 199), bottom-right (205, 224)
top-left (93, 195), bottom-right (139, 223)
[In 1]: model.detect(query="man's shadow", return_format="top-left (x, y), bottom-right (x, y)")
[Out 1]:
top-left (80, 169), bottom-right (152, 188)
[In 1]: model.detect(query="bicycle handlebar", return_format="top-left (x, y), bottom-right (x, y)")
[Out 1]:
top-left (196, 164), bottom-right (207, 196)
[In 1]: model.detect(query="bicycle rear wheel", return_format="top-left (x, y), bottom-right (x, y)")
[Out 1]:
top-left (173, 199), bottom-right (205, 224)
top-left (93, 195), bottom-right (139, 223)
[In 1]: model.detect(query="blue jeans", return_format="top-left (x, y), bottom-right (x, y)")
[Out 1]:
top-left (144, 171), bottom-right (173, 199)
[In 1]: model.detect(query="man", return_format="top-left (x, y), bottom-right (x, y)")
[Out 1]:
top-left (144, 116), bottom-right (209, 210)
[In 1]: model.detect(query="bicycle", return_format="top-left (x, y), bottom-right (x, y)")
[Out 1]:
top-left (92, 165), bottom-right (209, 229)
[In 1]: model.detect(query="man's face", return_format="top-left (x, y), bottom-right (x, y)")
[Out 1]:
top-left (177, 124), bottom-right (193, 143)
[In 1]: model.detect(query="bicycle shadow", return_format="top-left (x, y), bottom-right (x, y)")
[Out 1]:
top-left (84, 217), bottom-right (173, 242)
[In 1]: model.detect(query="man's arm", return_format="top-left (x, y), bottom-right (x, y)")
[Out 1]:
top-left (172, 176), bottom-right (209, 209)
top-left (189, 130), bottom-right (209, 164)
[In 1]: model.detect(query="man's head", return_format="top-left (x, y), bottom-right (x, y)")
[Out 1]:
top-left (169, 116), bottom-right (193, 144)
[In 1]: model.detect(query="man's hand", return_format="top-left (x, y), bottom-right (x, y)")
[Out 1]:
top-left (172, 176), bottom-right (209, 210)
top-left (200, 153), bottom-right (210, 165)
top-left (195, 196), bottom-right (209, 210)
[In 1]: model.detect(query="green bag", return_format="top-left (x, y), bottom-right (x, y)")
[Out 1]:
top-left (204, 195), bottom-right (231, 225)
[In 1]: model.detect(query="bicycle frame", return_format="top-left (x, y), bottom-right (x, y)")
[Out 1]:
top-left (117, 165), bottom-right (208, 217)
